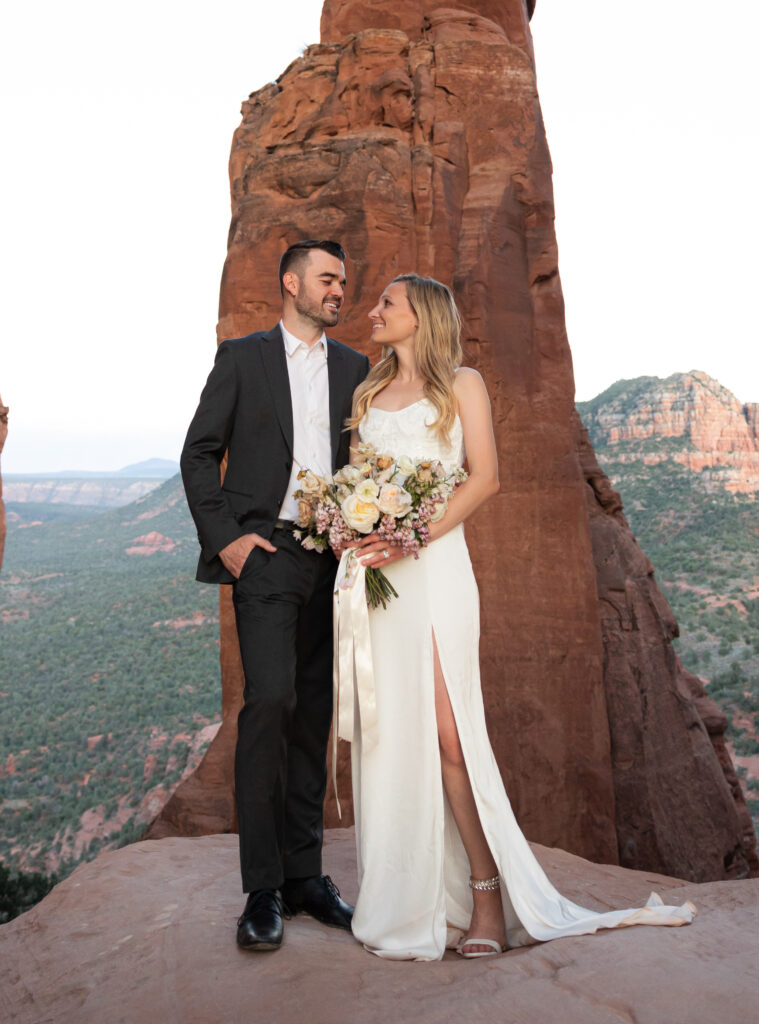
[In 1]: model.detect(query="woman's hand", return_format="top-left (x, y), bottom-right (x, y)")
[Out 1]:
top-left (351, 532), bottom-right (407, 569)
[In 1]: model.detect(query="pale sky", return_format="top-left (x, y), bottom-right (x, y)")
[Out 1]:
top-left (1, 0), bottom-right (756, 473)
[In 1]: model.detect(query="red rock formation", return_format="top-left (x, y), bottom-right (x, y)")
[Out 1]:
top-left (124, 531), bottom-right (175, 556)
top-left (582, 371), bottom-right (759, 493)
top-left (149, 0), bottom-right (757, 879)
top-left (575, 414), bottom-right (758, 879)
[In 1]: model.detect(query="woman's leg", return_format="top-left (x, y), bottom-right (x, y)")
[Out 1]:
top-left (433, 634), bottom-right (506, 953)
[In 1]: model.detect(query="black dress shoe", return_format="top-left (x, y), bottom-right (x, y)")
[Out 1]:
top-left (236, 889), bottom-right (285, 951)
top-left (281, 874), bottom-right (354, 931)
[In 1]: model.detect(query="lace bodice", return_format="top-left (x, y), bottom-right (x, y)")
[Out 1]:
top-left (359, 398), bottom-right (465, 472)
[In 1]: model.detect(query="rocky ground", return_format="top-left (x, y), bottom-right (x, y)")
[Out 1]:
top-left (1, 829), bottom-right (757, 1024)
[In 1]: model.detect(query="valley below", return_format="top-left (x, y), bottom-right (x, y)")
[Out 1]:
top-left (0, 476), bottom-right (221, 889)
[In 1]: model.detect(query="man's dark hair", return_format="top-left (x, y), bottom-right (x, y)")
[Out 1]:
top-left (278, 240), bottom-right (347, 297)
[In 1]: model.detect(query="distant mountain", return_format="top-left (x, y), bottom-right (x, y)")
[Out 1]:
top-left (114, 459), bottom-right (180, 479)
top-left (4, 460), bottom-right (180, 516)
top-left (578, 371), bottom-right (759, 493)
top-left (577, 371), bottom-right (759, 837)
top-left (6, 458), bottom-right (180, 481)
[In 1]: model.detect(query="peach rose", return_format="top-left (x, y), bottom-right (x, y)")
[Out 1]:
top-left (377, 482), bottom-right (413, 518)
top-left (298, 469), bottom-right (325, 496)
top-left (296, 499), bottom-right (313, 526)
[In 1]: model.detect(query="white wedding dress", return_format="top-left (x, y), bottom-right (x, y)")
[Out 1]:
top-left (348, 398), bottom-right (695, 961)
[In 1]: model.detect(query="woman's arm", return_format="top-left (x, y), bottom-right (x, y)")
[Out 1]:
top-left (358, 367), bottom-right (499, 567)
top-left (427, 367), bottom-right (499, 541)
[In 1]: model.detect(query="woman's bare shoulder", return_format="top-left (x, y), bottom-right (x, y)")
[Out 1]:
top-left (454, 366), bottom-right (489, 402)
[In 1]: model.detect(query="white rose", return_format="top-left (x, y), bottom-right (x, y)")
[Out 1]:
top-left (334, 464), bottom-right (363, 485)
top-left (377, 483), bottom-right (413, 518)
top-left (298, 469), bottom-right (324, 496)
top-left (395, 455), bottom-right (416, 476)
top-left (355, 478), bottom-right (379, 501)
top-left (341, 493), bottom-right (381, 534)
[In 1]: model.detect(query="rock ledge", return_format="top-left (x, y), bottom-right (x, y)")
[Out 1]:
top-left (1, 830), bottom-right (757, 1023)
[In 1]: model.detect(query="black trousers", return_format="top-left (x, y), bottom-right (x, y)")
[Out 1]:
top-left (232, 526), bottom-right (337, 893)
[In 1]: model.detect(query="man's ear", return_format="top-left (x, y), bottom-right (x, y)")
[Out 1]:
top-left (282, 271), bottom-right (299, 298)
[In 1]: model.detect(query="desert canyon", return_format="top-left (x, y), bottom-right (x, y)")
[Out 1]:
top-left (3, 2), bottom-right (759, 1022)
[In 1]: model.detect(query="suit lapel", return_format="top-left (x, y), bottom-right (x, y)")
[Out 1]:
top-left (259, 325), bottom-right (294, 456)
top-left (327, 337), bottom-right (348, 469)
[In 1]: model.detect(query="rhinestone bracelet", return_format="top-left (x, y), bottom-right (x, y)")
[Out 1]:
top-left (469, 874), bottom-right (500, 892)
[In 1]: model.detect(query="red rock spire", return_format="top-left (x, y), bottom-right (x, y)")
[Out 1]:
top-left (321, 0), bottom-right (535, 45)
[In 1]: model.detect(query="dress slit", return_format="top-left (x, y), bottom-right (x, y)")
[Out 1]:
top-left (431, 620), bottom-right (530, 948)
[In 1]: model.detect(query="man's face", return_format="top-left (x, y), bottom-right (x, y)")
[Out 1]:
top-left (291, 250), bottom-right (346, 328)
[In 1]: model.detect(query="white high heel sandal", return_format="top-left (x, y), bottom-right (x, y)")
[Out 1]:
top-left (456, 874), bottom-right (507, 959)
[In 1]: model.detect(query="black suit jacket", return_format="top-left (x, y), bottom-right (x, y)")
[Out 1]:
top-left (181, 325), bottom-right (371, 584)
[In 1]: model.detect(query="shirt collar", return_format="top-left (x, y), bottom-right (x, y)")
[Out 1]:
top-left (279, 320), bottom-right (327, 358)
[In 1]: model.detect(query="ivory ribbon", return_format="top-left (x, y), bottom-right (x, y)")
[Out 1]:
top-left (331, 548), bottom-right (378, 818)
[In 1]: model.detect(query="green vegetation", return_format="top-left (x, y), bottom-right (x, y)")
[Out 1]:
top-left (6, 502), bottom-right (105, 525)
top-left (0, 862), bottom-right (59, 923)
top-left (576, 374), bottom-right (663, 421)
top-left (0, 476), bottom-right (220, 880)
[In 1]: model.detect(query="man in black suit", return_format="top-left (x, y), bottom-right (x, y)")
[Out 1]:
top-left (181, 240), bottom-right (370, 950)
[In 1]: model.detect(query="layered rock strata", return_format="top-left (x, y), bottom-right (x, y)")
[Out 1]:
top-left (581, 371), bottom-right (759, 493)
top-left (3, 478), bottom-right (161, 508)
top-left (149, 0), bottom-right (757, 879)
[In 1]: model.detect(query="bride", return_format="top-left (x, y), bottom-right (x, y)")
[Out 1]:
top-left (340, 273), bottom-right (695, 961)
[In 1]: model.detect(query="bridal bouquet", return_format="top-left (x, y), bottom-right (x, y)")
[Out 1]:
top-left (292, 443), bottom-right (467, 608)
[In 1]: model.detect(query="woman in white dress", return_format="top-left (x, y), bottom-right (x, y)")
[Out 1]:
top-left (343, 274), bottom-right (695, 961)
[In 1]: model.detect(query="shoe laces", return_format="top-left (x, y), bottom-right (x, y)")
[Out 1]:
top-left (238, 888), bottom-right (283, 925)
top-left (323, 875), bottom-right (341, 903)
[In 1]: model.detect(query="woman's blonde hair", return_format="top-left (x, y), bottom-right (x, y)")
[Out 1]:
top-left (347, 274), bottom-right (463, 442)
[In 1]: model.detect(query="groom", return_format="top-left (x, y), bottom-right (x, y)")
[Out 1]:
top-left (181, 240), bottom-right (370, 950)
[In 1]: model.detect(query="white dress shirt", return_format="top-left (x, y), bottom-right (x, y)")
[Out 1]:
top-left (278, 320), bottom-right (332, 522)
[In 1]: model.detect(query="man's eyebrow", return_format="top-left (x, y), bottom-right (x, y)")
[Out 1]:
top-left (319, 272), bottom-right (347, 285)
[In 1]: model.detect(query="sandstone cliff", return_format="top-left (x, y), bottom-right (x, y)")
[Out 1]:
top-left (149, 0), bottom-right (756, 880)
top-left (3, 477), bottom-right (163, 509)
top-left (580, 371), bottom-right (759, 494)
top-left (2, 830), bottom-right (758, 1024)
top-left (0, 395), bottom-right (7, 572)
top-left (575, 414), bottom-right (758, 878)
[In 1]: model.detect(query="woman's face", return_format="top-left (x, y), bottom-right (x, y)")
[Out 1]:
top-left (368, 281), bottom-right (418, 348)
